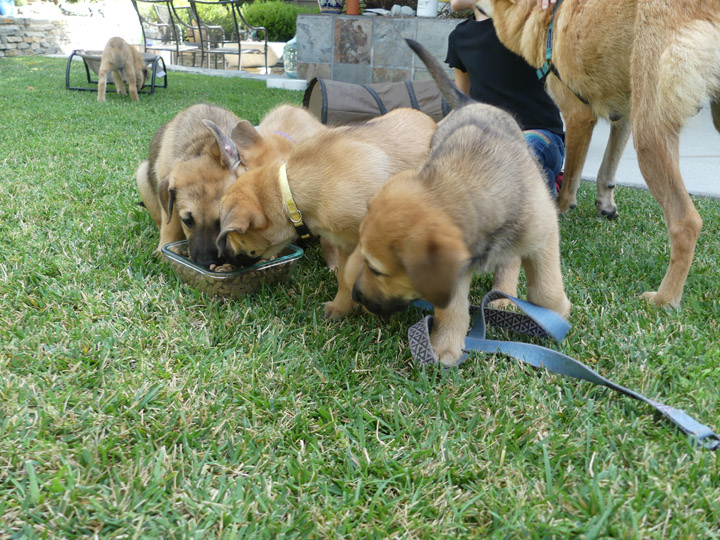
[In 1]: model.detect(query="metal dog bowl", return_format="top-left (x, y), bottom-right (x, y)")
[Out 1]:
top-left (161, 240), bottom-right (303, 298)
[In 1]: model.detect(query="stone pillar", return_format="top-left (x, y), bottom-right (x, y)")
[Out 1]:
top-left (296, 13), bottom-right (460, 84)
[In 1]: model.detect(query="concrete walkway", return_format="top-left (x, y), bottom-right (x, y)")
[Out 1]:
top-left (582, 103), bottom-right (720, 199)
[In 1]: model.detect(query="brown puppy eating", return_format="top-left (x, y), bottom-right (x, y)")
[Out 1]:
top-left (347, 39), bottom-right (571, 367)
top-left (476, 0), bottom-right (720, 307)
top-left (136, 103), bottom-right (324, 267)
top-left (217, 107), bottom-right (438, 318)
top-left (97, 37), bottom-right (148, 103)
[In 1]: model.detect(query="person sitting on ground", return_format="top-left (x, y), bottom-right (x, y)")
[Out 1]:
top-left (445, 0), bottom-right (565, 196)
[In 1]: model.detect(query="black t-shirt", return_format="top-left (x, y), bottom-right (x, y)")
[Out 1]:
top-left (445, 18), bottom-right (564, 136)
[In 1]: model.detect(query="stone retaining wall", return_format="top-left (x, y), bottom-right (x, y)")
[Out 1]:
top-left (0, 15), bottom-right (68, 57)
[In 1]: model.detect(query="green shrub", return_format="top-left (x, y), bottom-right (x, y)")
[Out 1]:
top-left (191, 1), bottom-right (238, 38)
top-left (241, 0), bottom-right (319, 42)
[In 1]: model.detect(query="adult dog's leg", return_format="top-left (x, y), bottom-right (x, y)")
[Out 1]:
top-left (594, 117), bottom-right (631, 219)
top-left (550, 80), bottom-right (597, 214)
top-left (633, 122), bottom-right (701, 307)
top-left (629, 9), bottom-right (712, 307)
top-left (712, 99), bottom-right (720, 132)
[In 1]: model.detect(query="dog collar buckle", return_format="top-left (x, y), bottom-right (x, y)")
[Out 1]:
top-left (288, 208), bottom-right (304, 224)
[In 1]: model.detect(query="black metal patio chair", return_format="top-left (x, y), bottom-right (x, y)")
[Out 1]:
top-left (188, 0), bottom-right (269, 72)
top-left (131, 0), bottom-right (202, 66)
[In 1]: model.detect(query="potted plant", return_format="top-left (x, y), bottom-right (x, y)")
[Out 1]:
top-left (318, 0), bottom-right (345, 14)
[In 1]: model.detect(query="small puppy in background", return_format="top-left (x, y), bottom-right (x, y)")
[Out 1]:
top-left (346, 39), bottom-right (571, 366)
top-left (136, 103), bottom-right (325, 267)
top-left (97, 37), bottom-right (148, 103)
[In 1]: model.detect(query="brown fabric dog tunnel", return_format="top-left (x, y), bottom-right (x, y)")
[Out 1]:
top-left (303, 77), bottom-right (450, 125)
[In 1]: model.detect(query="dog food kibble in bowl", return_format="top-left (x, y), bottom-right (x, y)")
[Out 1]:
top-left (161, 240), bottom-right (303, 298)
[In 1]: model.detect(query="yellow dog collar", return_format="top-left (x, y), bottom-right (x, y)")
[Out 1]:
top-left (278, 163), bottom-right (312, 240)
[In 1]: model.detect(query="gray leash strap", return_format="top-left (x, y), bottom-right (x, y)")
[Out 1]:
top-left (408, 291), bottom-right (720, 451)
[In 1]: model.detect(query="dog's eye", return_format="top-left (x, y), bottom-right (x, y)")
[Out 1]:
top-left (181, 215), bottom-right (194, 227)
top-left (368, 265), bottom-right (383, 277)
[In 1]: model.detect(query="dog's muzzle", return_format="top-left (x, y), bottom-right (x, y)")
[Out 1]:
top-left (216, 231), bottom-right (260, 268)
top-left (352, 286), bottom-right (410, 318)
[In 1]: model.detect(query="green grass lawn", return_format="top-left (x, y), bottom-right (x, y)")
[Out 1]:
top-left (1, 56), bottom-right (718, 539)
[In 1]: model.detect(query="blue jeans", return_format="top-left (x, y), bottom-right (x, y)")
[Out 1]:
top-left (524, 129), bottom-right (565, 198)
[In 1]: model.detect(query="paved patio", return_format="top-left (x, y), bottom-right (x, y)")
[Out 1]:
top-left (582, 103), bottom-right (720, 199)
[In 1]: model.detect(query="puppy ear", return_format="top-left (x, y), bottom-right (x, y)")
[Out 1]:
top-left (216, 229), bottom-right (230, 259)
top-left (398, 228), bottom-right (470, 308)
top-left (203, 119), bottom-right (243, 172)
top-left (219, 206), bottom-right (267, 236)
top-left (217, 206), bottom-right (266, 257)
top-left (158, 178), bottom-right (175, 223)
top-left (230, 119), bottom-right (261, 149)
top-left (231, 120), bottom-right (263, 168)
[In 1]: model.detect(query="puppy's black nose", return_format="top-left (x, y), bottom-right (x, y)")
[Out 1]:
top-left (195, 253), bottom-right (221, 269)
top-left (192, 232), bottom-right (223, 268)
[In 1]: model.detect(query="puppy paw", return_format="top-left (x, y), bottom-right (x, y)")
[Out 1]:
top-left (430, 333), bottom-right (464, 368)
top-left (435, 346), bottom-right (464, 368)
top-left (544, 294), bottom-right (572, 319)
top-left (488, 298), bottom-right (517, 311)
top-left (556, 193), bottom-right (577, 214)
top-left (323, 300), bottom-right (353, 320)
top-left (640, 290), bottom-right (680, 308)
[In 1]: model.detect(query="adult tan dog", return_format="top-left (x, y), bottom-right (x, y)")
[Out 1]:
top-left (476, 0), bottom-right (720, 307)
top-left (136, 103), bottom-right (324, 267)
top-left (347, 39), bottom-right (570, 367)
top-left (97, 37), bottom-right (148, 103)
top-left (217, 108), bottom-right (437, 318)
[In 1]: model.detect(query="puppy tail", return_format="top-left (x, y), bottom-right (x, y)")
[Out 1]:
top-left (405, 38), bottom-right (474, 111)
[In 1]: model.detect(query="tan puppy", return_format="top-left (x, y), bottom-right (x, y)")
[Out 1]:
top-left (477, 0), bottom-right (720, 307)
top-left (346, 39), bottom-right (570, 367)
top-left (217, 108), bottom-right (438, 318)
top-left (97, 37), bottom-right (148, 103)
top-left (136, 103), bottom-right (325, 267)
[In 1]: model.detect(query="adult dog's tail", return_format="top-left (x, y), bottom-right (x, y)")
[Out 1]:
top-left (405, 38), bottom-right (474, 110)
